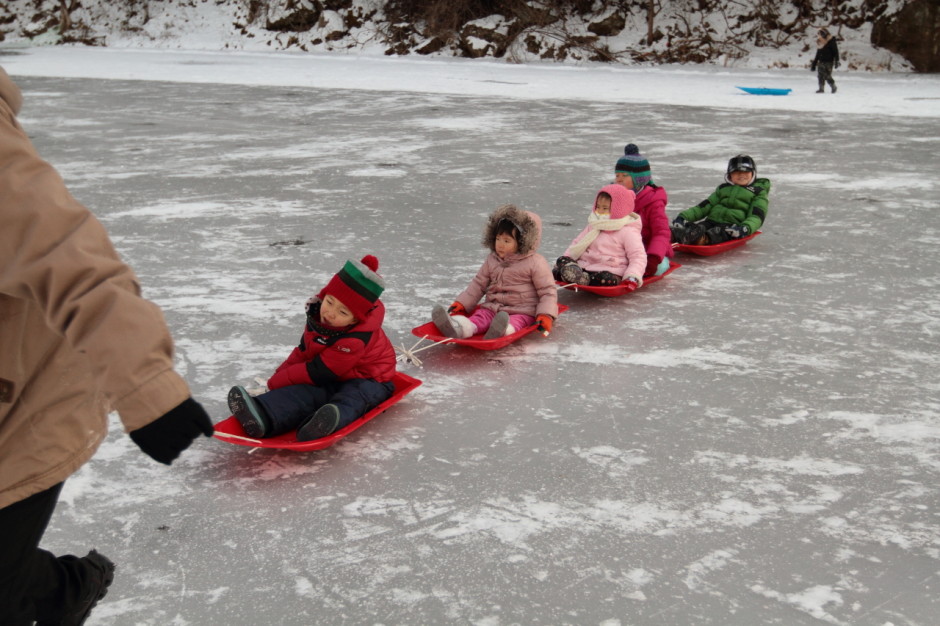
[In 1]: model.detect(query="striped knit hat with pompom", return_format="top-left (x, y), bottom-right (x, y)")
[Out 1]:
top-left (615, 144), bottom-right (653, 193)
top-left (320, 255), bottom-right (385, 321)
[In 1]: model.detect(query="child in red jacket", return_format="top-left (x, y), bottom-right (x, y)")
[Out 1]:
top-left (227, 256), bottom-right (397, 441)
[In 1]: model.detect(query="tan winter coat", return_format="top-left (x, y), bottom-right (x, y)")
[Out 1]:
top-left (0, 67), bottom-right (192, 509)
top-left (455, 205), bottom-right (558, 319)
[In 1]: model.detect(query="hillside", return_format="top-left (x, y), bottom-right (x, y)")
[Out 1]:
top-left (0, 0), bottom-right (925, 71)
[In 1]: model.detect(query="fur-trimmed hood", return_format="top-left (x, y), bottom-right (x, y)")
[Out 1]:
top-left (482, 204), bottom-right (542, 258)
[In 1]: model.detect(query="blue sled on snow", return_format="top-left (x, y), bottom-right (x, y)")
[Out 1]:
top-left (736, 86), bottom-right (792, 96)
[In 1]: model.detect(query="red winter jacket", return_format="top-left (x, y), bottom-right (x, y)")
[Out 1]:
top-left (633, 184), bottom-right (674, 273)
top-left (267, 299), bottom-right (396, 390)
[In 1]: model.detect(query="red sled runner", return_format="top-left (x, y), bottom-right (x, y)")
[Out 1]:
top-left (213, 371), bottom-right (422, 451)
top-left (673, 231), bottom-right (761, 256)
top-left (410, 304), bottom-right (569, 351)
top-left (557, 263), bottom-right (682, 297)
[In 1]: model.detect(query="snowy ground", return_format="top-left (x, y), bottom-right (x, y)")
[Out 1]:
top-left (3, 47), bottom-right (940, 625)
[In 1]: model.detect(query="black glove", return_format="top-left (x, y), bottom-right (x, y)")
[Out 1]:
top-left (810, 63), bottom-right (816, 71)
top-left (672, 216), bottom-right (688, 228)
top-left (130, 398), bottom-right (214, 465)
top-left (835, 60), bottom-right (840, 69)
top-left (556, 255), bottom-right (575, 267)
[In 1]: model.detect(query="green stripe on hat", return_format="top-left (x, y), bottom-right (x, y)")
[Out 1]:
top-left (341, 260), bottom-right (384, 300)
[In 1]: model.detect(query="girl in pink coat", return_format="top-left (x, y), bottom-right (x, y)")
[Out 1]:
top-left (615, 143), bottom-right (674, 277)
top-left (432, 204), bottom-right (558, 340)
top-left (554, 184), bottom-right (647, 287)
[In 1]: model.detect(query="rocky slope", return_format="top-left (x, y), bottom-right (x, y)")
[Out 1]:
top-left (1, 0), bottom-right (936, 71)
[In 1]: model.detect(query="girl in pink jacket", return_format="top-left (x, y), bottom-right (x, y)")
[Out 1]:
top-left (432, 204), bottom-right (558, 340)
top-left (554, 184), bottom-right (647, 287)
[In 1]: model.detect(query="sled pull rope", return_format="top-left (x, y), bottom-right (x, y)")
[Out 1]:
top-left (395, 334), bottom-right (453, 367)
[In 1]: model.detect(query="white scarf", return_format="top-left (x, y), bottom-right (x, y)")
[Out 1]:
top-left (567, 211), bottom-right (637, 260)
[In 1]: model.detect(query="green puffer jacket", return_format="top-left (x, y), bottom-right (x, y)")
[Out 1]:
top-left (679, 178), bottom-right (770, 234)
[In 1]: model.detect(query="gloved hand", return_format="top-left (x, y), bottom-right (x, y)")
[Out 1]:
top-left (724, 224), bottom-right (750, 238)
top-left (672, 216), bottom-right (688, 228)
top-left (447, 301), bottom-right (467, 316)
top-left (835, 60), bottom-right (840, 69)
top-left (622, 276), bottom-right (640, 292)
top-left (810, 62), bottom-right (817, 71)
top-left (644, 254), bottom-right (662, 277)
top-left (129, 398), bottom-right (214, 465)
top-left (536, 314), bottom-right (554, 337)
top-left (555, 255), bottom-right (575, 268)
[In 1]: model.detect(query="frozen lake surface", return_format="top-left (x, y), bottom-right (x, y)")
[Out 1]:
top-left (3, 47), bottom-right (939, 625)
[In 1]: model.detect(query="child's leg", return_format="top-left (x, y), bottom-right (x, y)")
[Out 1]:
top-left (466, 307), bottom-right (497, 335)
top-left (704, 221), bottom-right (733, 245)
top-left (432, 305), bottom-right (476, 338)
top-left (254, 384), bottom-right (336, 437)
top-left (507, 314), bottom-right (535, 332)
top-left (330, 378), bottom-right (395, 429)
top-left (298, 378), bottom-right (396, 441)
top-left (655, 256), bottom-right (671, 276)
top-left (589, 271), bottom-right (622, 287)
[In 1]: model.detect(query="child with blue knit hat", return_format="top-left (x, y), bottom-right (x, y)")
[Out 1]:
top-left (227, 255), bottom-right (397, 441)
top-left (614, 144), bottom-right (674, 277)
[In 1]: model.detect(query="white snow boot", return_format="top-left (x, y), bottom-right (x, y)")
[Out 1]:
top-left (432, 305), bottom-right (476, 338)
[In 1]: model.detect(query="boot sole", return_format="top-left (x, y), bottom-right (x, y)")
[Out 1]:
top-left (431, 305), bottom-right (460, 338)
top-left (297, 404), bottom-right (340, 441)
top-left (227, 386), bottom-right (269, 438)
top-left (483, 312), bottom-right (511, 339)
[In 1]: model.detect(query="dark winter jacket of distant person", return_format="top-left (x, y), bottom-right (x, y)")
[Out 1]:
top-left (0, 67), bottom-right (210, 510)
top-left (812, 31), bottom-right (840, 67)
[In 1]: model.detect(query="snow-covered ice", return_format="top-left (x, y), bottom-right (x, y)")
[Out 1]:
top-left (2, 46), bottom-right (939, 624)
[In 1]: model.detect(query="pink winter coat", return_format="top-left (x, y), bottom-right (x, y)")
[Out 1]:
top-left (455, 205), bottom-right (558, 319)
top-left (633, 184), bottom-right (674, 273)
top-left (564, 184), bottom-right (647, 281)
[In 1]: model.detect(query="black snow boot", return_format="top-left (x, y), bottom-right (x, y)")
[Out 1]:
top-left (297, 404), bottom-right (341, 441)
top-left (228, 385), bottom-right (270, 438)
top-left (559, 263), bottom-right (590, 285)
top-left (590, 271), bottom-right (622, 287)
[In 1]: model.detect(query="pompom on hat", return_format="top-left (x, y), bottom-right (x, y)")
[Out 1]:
top-left (614, 144), bottom-right (653, 193)
top-left (320, 255), bottom-right (385, 321)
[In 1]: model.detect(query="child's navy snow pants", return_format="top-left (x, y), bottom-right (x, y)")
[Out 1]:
top-left (255, 378), bottom-right (395, 437)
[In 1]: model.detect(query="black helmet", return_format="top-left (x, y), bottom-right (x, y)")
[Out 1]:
top-left (726, 154), bottom-right (756, 182)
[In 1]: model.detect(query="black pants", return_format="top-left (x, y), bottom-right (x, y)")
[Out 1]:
top-left (0, 482), bottom-right (98, 625)
top-left (817, 61), bottom-right (835, 91)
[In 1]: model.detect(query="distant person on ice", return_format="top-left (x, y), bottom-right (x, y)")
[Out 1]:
top-left (671, 155), bottom-right (770, 246)
top-left (811, 28), bottom-right (840, 94)
top-left (228, 256), bottom-right (397, 442)
top-left (0, 66), bottom-right (214, 625)
top-left (613, 144), bottom-right (674, 277)
top-left (554, 184), bottom-right (647, 288)
top-left (431, 204), bottom-right (558, 339)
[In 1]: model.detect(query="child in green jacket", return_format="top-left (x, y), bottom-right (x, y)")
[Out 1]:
top-left (671, 155), bottom-right (770, 246)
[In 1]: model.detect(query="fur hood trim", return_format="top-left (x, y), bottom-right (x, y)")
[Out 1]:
top-left (482, 204), bottom-right (543, 257)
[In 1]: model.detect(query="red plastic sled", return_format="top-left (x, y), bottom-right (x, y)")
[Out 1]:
top-left (410, 304), bottom-right (569, 351)
top-left (213, 371), bottom-right (422, 451)
top-left (673, 231), bottom-right (761, 256)
top-left (557, 262), bottom-right (682, 297)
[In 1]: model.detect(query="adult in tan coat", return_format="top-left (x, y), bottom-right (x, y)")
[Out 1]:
top-left (0, 67), bottom-right (214, 625)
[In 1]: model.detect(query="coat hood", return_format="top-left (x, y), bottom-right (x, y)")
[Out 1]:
top-left (482, 204), bottom-right (542, 257)
top-left (596, 184), bottom-right (636, 220)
